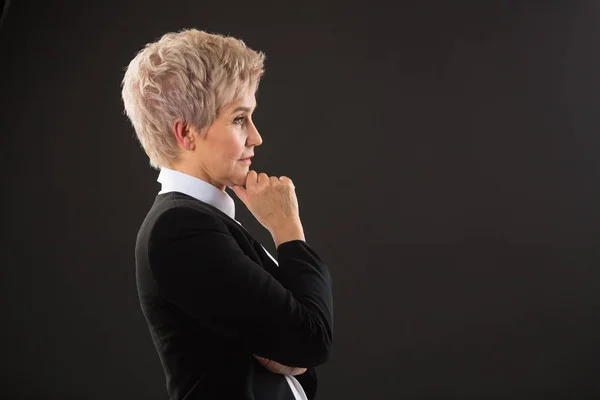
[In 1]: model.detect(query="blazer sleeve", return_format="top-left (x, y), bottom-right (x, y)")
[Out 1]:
top-left (147, 206), bottom-right (334, 368)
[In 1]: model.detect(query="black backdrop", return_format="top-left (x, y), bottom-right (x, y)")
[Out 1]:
top-left (1, 1), bottom-right (600, 399)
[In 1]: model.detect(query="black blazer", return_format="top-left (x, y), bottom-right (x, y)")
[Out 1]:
top-left (135, 192), bottom-right (334, 400)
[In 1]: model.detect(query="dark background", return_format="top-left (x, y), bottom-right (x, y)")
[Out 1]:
top-left (1, 0), bottom-right (600, 399)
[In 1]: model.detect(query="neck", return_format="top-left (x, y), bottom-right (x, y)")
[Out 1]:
top-left (165, 164), bottom-right (226, 192)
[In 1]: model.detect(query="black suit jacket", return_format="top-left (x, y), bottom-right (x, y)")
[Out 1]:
top-left (135, 192), bottom-right (334, 400)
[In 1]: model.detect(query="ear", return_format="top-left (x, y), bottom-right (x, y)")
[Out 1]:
top-left (172, 120), bottom-right (195, 150)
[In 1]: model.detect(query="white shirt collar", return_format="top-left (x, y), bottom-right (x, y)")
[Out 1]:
top-left (157, 167), bottom-right (236, 220)
top-left (158, 168), bottom-right (281, 267)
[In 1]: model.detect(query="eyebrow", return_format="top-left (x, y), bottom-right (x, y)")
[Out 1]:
top-left (231, 105), bottom-right (257, 114)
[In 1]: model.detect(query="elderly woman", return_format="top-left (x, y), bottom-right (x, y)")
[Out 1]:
top-left (121, 29), bottom-right (334, 400)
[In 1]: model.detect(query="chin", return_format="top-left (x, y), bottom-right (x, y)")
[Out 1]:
top-left (231, 170), bottom-right (248, 185)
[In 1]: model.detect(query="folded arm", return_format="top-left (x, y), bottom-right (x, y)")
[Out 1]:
top-left (148, 207), bottom-right (334, 368)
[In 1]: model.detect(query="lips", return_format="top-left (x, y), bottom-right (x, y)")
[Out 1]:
top-left (239, 156), bottom-right (252, 165)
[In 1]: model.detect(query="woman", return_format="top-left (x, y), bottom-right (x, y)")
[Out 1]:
top-left (121, 29), bottom-right (334, 400)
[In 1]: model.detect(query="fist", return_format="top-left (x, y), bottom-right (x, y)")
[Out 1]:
top-left (229, 170), bottom-right (300, 233)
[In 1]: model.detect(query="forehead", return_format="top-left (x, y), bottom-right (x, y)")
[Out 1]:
top-left (225, 92), bottom-right (257, 113)
top-left (234, 90), bottom-right (256, 107)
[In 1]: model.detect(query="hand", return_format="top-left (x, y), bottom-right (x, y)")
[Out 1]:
top-left (229, 171), bottom-right (300, 234)
top-left (253, 354), bottom-right (307, 376)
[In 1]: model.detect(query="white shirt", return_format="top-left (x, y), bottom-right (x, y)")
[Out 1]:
top-left (157, 167), bottom-right (308, 400)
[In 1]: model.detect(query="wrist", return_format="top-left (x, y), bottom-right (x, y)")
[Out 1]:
top-left (271, 219), bottom-right (305, 248)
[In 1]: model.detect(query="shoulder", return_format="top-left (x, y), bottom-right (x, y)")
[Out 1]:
top-left (139, 193), bottom-right (230, 240)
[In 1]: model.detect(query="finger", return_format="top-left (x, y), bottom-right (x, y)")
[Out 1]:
top-left (278, 176), bottom-right (295, 189)
top-left (230, 184), bottom-right (248, 205)
top-left (253, 354), bottom-right (267, 362)
top-left (257, 172), bottom-right (269, 184)
top-left (254, 355), bottom-right (272, 368)
top-left (245, 170), bottom-right (258, 189)
top-left (290, 368), bottom-right (304, 376)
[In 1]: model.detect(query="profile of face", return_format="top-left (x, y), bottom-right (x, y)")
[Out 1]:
top-left (172, 89), bottom-right (263, 191)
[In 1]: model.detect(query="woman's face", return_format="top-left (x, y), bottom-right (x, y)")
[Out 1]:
top-left (192, 90), bottom-right (262, 191)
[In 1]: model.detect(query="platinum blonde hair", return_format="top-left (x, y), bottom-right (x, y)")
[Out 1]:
top-left (121, 29), bottom-right (265, 169)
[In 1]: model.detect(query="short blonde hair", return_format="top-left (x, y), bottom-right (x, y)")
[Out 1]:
top-left (121, 29), bottom-right (265, 169)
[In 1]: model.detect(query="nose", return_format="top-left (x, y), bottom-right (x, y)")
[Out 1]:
top-left (248, 120), bottom-right (263, 147)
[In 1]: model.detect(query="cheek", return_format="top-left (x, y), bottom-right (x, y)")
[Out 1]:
top-left (216, 143), bottom-right (242, 170)
top-left (214, 130), bottom-right (245, 167)
top-left (229, 138), bottom-right (246, 159)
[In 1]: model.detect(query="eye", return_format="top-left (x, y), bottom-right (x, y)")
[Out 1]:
top-left (233, 116), bottom-right (245, 125)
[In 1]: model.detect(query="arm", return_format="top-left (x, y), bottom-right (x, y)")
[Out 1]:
top-left (148, 207), bottom-right (334, 367)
